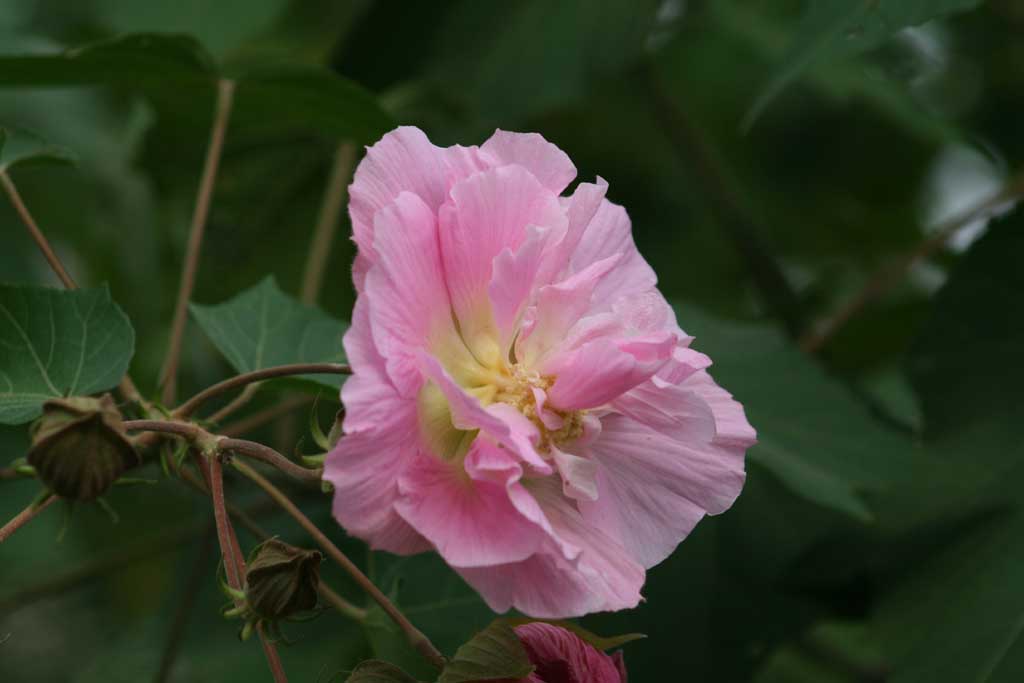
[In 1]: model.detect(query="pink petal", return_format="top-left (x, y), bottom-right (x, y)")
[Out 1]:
top-left (395, 450), bottom-right (545, 568)
top-left (480, 129), bottom-right (577, 194)
top-left (514, 622), bottom-right (625, 683)
top-left (550, 445), bottom-right (599, 502)
top-left (439, 165), bottom-right (566, 356)
top-left (488, 225), bottom-right (555, 351)
top-left (578, 373), bottom-right (752, 567)
top-left (459, 478), bottom-right (644, 618)
top-left (517, 254), bottom-right (622, 368)
top-left (349, 126), bottom-right (489, 288)
top-left (323, 399), bottom-right (429, 556)
top-left (545, 334), bottom-right (675, 411)
top-left (569, 198), bottom-right (656, 309)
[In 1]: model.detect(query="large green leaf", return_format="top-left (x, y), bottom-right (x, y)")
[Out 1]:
top-left (875, 213), bottom-right (1024, 682)
top-left (0, 127), bottom-right (76, 172)
top-left (0, 33), bottom-right (393, 144)
top-left (745, 0), bottom-right (984, 128)
top-left (0, 285), bottom-right (134, 424)
top-left (679, 306), bottom-right (915, 522)
top-left (189, 276), bottom-right (347, 389)
top-left (438, 620), bottom-right (534, 683)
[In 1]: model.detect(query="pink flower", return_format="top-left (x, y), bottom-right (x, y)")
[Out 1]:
top-left (325, 127), bottom-right (756, 618)
top-left (514, 622), bottom-right (627, 682)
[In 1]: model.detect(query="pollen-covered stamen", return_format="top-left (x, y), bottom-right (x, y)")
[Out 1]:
top-left (495, 365), bottom-right (585, 453)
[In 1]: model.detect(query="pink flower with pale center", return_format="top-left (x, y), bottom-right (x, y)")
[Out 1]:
top-left (325, 127), bottom-right (756, 618)
top-left (514, 622), bottom-right (627, 682)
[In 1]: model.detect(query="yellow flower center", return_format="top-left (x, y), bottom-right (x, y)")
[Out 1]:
top-left (417, 328), bottom-right (585, 463)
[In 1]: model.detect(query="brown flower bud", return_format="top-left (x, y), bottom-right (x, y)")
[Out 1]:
top-left (27, 394), bottom-right (138, 501)
top-left (245, 539), bottom-right (322, 621)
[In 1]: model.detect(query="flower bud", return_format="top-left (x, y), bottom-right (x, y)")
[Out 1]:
top-left (27, 394), bottom-right (138, 501)
top-left (244, 539), bottom-right (322, 621)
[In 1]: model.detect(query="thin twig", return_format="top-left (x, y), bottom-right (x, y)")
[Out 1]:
top-left (319, 583), bottom-right (368, 622)
top-left (219, 437), bottom-right (322, 484)
top-left (231, 458), bottom-right (446, 670)
top-left (800, 172), bottom-right (1024, 353)
top-left (301, 143), bottom-right (357, 304)
top-left (206, 383), bottom-right (261, 425)
top-left (161, 79), bottom-right (237, 405)
top-left (155, 523), bottom-right (217, 683)
top-left (210, 455), bottom-right (289, 683)
top-left (0, 494), bottom-right (57, 543)
top-left (123, 419), bottom-right (320, 484)
top-left (221, 395), bottom-right (313, 437)
top-left (1, 170), bottom-right (76, 288)
top-left (1, 467), bottom-right (20, 480)
top-left (173, 362), bottom-right (350, 419)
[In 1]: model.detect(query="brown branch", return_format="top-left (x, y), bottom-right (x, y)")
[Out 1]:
top-left (301, 142), bottom-right (357, 304)
top-left (1, 170), bottom-right (76, 288)
top-left (206, 383), bottom-right (260, 425)
top-left (173, 362), bottom-right (350, 419)
top-left (0, 494), bottom-right (57, 544)
top-left (231, 458), bottom-right (446, 670)
top-left (219, 437), bottom-right (322, 484)
top-left (800, 171), bottom-right (1024, 354)
top-left (161, 79), bottom-right (237, 405)
top-left (124, 419), bottom-right (319, 484)
top-left (210, 455), bottom-right (288, 683)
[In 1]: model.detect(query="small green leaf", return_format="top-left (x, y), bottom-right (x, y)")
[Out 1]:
top-left (0, 127), bottom-right (76, 172)
top-left (189, 277), bottom-right (347, 390)
top-left (309, 394), bottom-right (330, 451)
top-left (345, 660), bottom-right (420, 683)
top-left (439, 620), bottom-right (534, 683)
top-left (0, 285), bottom-right (135, 425)
top-left (0, 33), bottom-right (216, 89)
top-left (502, 618), bottom-right (645, 651)
top-left (744, 0), bottom-right (984, 129)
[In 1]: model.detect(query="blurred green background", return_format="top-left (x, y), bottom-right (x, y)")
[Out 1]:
top-left (2, 0), bottom-right (1023, 681)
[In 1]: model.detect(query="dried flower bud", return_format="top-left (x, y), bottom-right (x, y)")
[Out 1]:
top-left (27, 394), bottom-right (138, 501)
top-left (245, 539), bottom-right (322, 621)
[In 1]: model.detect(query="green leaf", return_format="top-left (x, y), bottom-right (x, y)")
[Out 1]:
top-left (745, 0), bottom-right (984, 129)
top-left (875, 213), bottom-right (1024, 683)
top-left (0, 34), bottom-right (393, 144)
top-left (0, 285), bottom-right (134, 425)
top-left (0, 33), bottom-right (216, 89)
top-left (439, 620), bottom-right (534, 683)
top-left (345, 660), bottom-right (420, 683)
top-left (189, 277), bottom-right (347, 389)
top-left (501, 618), bottom-right (644, 651)
top-left (0, 127), bottom-right (76, 172)
top-left (679, 306), bottom-right (915, 522)
top-left (231, 65), bottom-right (395, 145)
